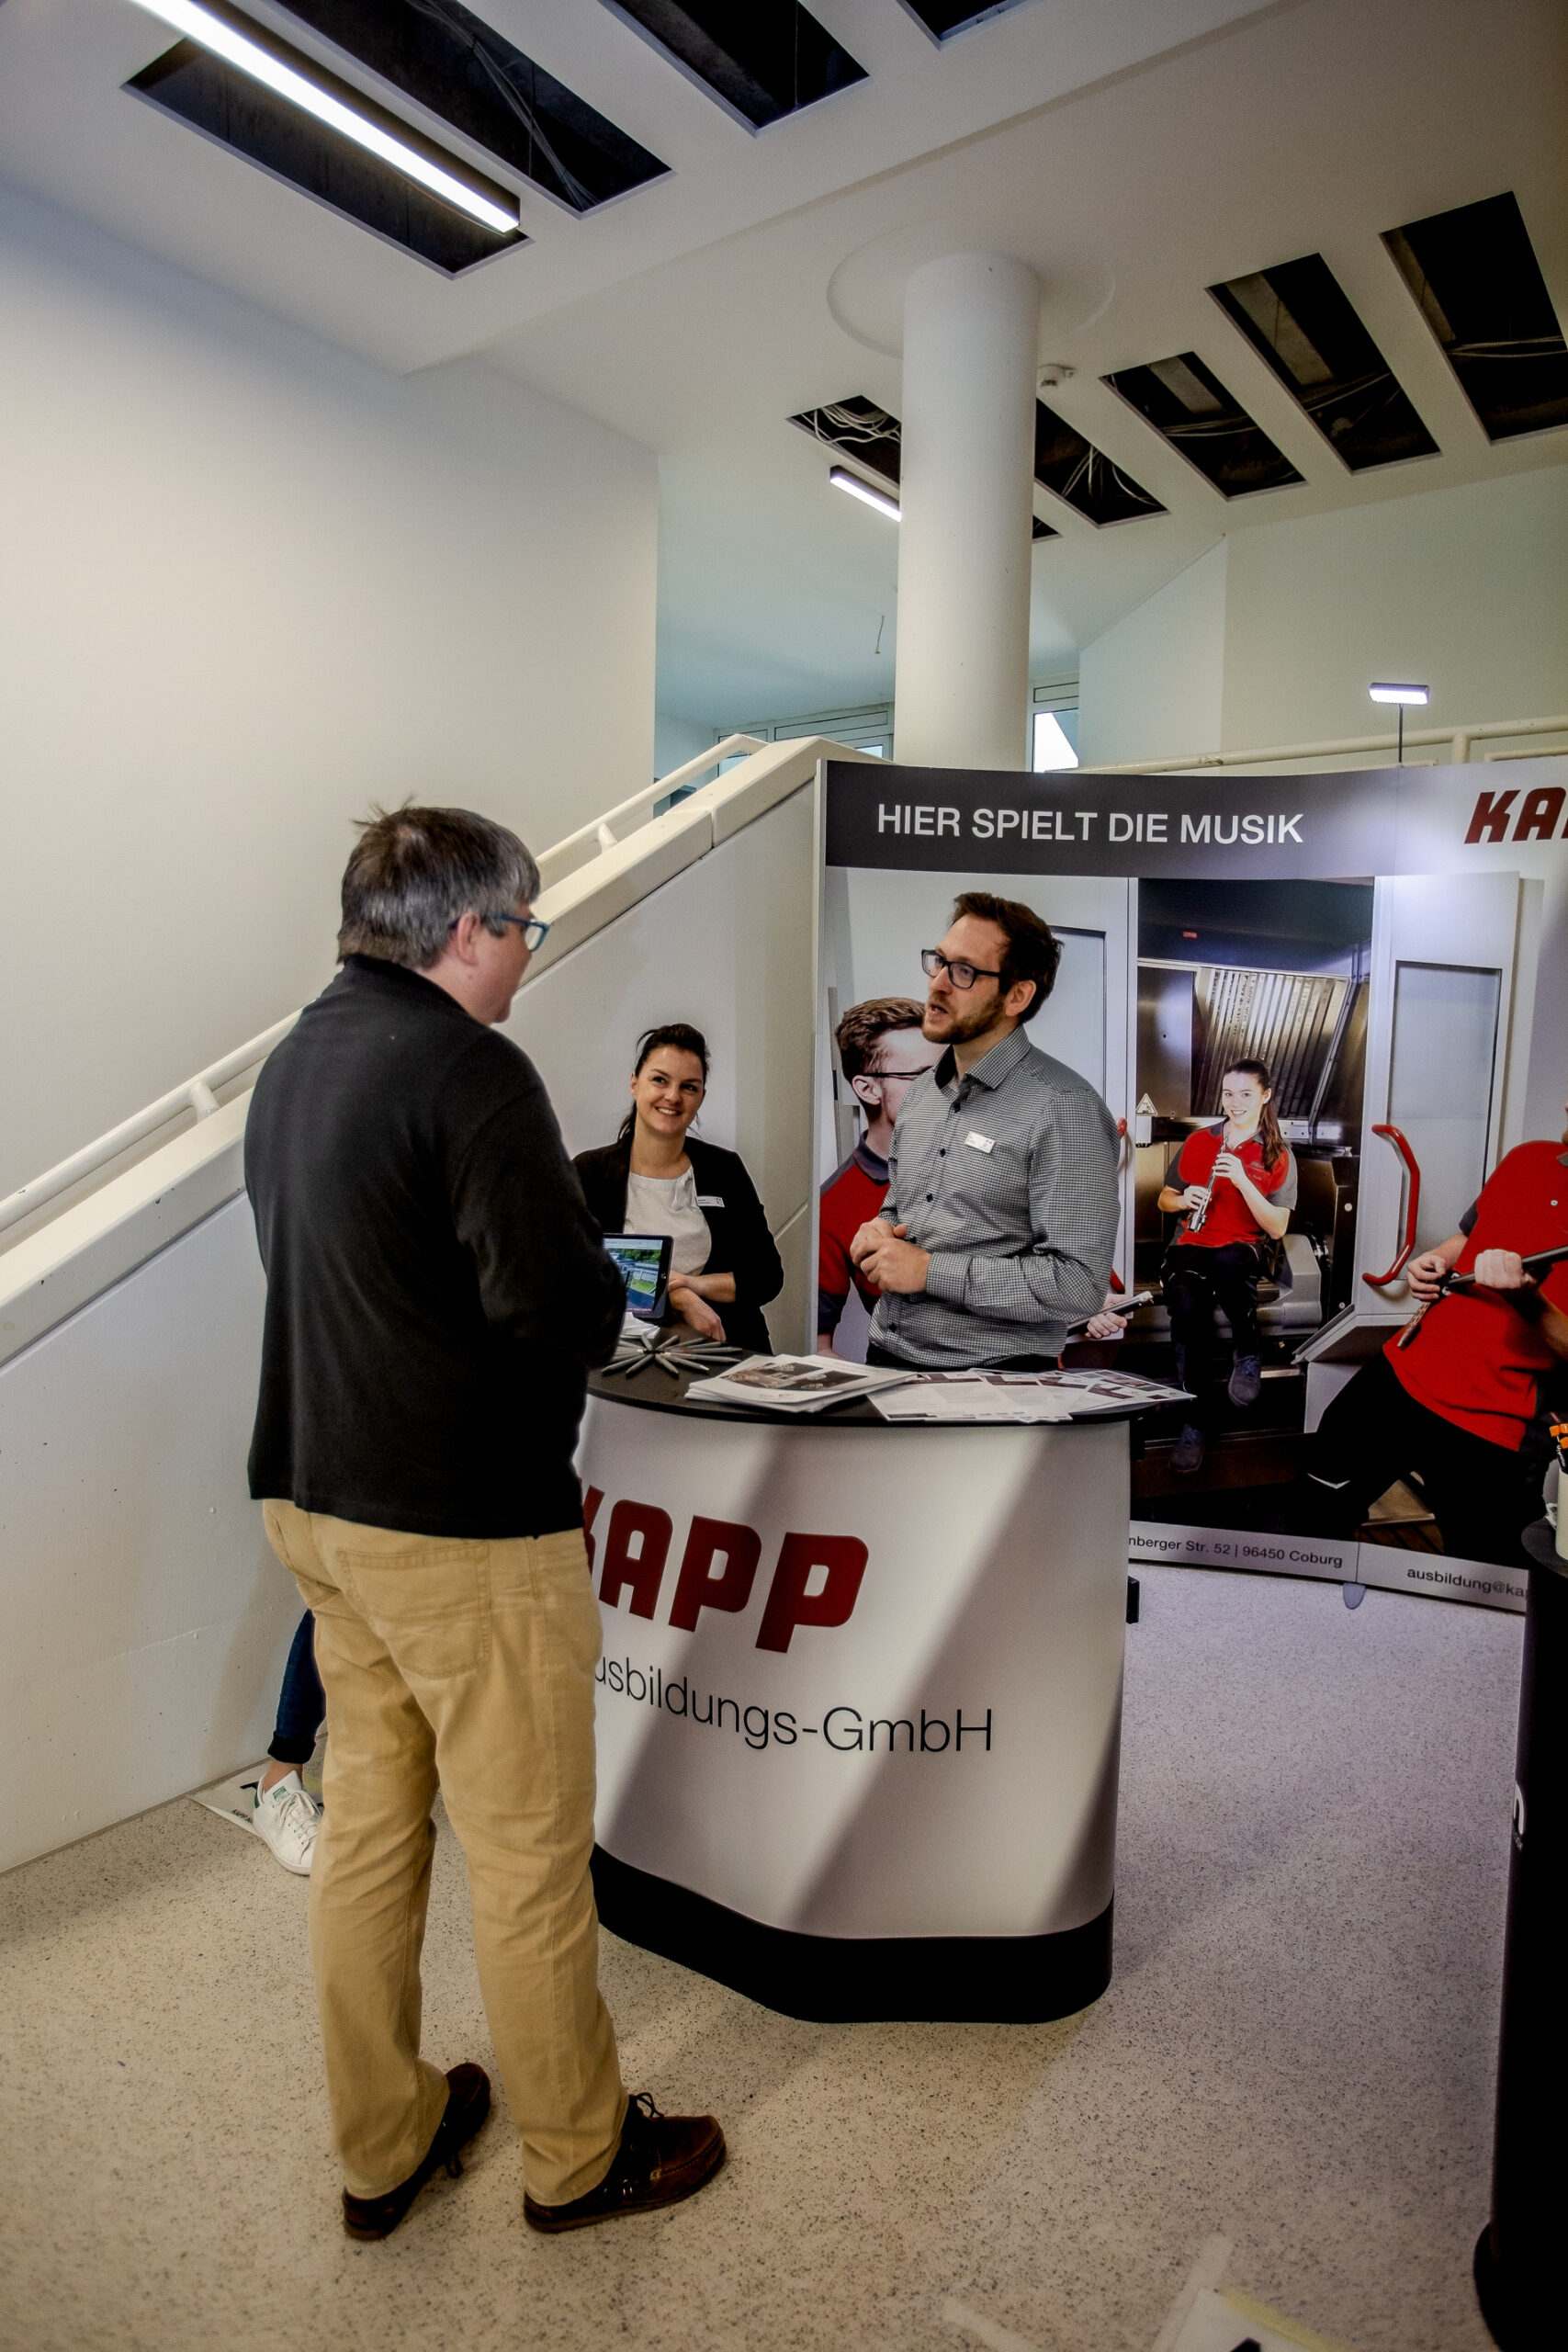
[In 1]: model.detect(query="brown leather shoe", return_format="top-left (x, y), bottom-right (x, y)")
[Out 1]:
top-left (523, 2092), bottom-right (725, 2233)
top-left (342, 2063), bottom-right (491, 2241)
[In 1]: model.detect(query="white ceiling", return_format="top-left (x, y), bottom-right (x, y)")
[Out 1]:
top-left (2, 0), bottom-right (1565, 727)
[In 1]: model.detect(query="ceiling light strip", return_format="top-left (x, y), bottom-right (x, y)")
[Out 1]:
top-left (125, 0), bottom-right (520, 233)
top-left (829, 466), bottom-right (901, 520)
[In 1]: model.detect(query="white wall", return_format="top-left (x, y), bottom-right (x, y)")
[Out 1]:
top-left (1221, 468), bottom-right (1568, 751)
top-left (0, 184), bottom-right (657, 1199)
top-left (1076, 468), bottom-right (1568, 767)
top-left (1077, 541), bottom-right (1226, 766)
top-left (0, 1194), bottom-right (290, 1874)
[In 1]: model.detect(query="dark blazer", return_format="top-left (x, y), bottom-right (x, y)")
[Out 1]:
top-left (573, 1133), bottom-right (784, 1353)
top-left (246, 956), bottom-right (626, 1540)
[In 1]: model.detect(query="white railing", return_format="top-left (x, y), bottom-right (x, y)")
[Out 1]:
top-left (0, 1012), bottom-right (299, 1242)
top-left (536, 734), bottom-right (763, 891)
top-left (1078, 712), bottom-right (1568, 775)
top-left (0, 732), bottom-right (818, 1265)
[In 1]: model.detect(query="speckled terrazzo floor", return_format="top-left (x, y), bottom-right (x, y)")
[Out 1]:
top-left (0, 1566), bottom-right (1520, 2352)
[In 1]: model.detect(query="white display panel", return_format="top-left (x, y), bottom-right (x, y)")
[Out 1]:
top-left (582, 1397), bottom-right (1129, 1940)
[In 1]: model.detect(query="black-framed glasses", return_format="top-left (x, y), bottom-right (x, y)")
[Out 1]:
top-left (476, 911), bottom-right (550, 952)
top-left (921, 947), bottom-right (1001, 990)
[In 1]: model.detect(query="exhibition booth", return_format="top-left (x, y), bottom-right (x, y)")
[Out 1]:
top-left (572, 750), bottom-right (1568, 2070)
top-left (580, 1357), bottom-right (1140, 2024)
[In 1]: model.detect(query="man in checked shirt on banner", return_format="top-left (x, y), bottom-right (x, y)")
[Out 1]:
top-left (850, 892), bottom-right (1121, 1371)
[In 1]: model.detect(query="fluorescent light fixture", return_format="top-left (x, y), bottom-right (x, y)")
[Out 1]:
top-left (829, 466), bottom-right (901, 521)
top-left (1032, 711), bottom-right (1079, 772)
top-left (125, 0), bottom-right (521, 234)
top-left (1368, 682), bottom-right (1430, 705)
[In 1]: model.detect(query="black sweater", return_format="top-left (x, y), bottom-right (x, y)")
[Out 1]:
top-left (573, 1133), bottom-right (784, 1354)
top-left (246, 956), bottom-right (626, 1540)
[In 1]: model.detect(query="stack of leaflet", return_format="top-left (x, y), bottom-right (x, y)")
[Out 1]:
top-left (682, 1354), bottom-right (914, 1415)
top-left (872, 1368), bottom-right (1190, 1424)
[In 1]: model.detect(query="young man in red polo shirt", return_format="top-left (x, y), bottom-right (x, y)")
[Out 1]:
top-left (1297, 1104), bottom-right (1568, 1566)
top-left (817, 997), bottom-right (941, 1354)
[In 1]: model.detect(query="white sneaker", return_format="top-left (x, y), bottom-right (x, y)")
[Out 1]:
top-left (250, 1769), bottom-right (321, 1876)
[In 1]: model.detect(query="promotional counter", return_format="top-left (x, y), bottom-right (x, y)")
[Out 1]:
top-left (579, 1360), bottom-right (1141, 2025)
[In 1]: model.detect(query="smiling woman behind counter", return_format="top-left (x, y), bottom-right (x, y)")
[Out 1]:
top-left (574, 1023), bottom-right (783, 1351)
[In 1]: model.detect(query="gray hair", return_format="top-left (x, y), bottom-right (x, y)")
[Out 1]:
top-left (337, 804), bottom-right (541, 970)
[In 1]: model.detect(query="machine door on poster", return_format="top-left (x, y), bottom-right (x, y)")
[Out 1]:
top-left (1356, 872), bottom-right (1523, 1323)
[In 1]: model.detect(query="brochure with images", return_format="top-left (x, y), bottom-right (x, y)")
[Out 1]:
top-left (683, 1354), bottom-right (915, 1414)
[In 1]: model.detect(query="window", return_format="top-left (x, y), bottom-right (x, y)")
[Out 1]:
top-left (1032, 711), bottom-right (1079, 772)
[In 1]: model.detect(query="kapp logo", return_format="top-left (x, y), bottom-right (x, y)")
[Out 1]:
top-left (583, 1490), bottom-right (867, 1653)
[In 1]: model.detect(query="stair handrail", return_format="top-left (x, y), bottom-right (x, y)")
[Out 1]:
top-left (0, 1012), bottom-right (299, 1240)
top-left (0, 732), bottom-right (772, 1247)
top-left (1078, 712), bottom-right (1568, 775)
top-left (536, 733), bottom-right (764, 888)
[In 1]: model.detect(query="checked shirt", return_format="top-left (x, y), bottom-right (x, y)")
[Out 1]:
top-left (870, 1025), bottom-right (1120, 1370)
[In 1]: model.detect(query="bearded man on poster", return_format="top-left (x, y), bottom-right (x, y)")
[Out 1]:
top-left (850, 892), bottom-right (1120, 1371)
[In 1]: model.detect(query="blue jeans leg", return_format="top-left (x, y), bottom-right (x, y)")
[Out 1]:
top-left (269, 1611), bottom-right (325, 1766)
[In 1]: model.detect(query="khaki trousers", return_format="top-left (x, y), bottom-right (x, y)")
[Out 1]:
top-left (263, 1500), bottom-right (626, 2206)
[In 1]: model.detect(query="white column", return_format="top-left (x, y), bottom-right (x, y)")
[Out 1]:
top-left (894, 252), bottom-right (1040, 771)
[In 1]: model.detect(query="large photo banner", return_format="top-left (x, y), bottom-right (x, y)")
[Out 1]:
top-left (815, 757), bottom-right (1568, 1613)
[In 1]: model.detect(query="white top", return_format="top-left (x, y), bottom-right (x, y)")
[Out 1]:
top-left (624, 1167), bottom-right (712, 1277)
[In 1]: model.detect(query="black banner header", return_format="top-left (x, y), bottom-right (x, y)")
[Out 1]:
top-left (822, 761), bottom-right (1416, 879)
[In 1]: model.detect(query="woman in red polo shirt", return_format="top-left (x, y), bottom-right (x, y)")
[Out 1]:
top-left (1159, 1058), bottom-right (1296, 1473)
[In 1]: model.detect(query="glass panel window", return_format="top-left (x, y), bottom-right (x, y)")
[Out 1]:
top-left (1041, 926), bottom-right (1105, 1097)
top-left (1388, 961), bottom-right (1501, 1252)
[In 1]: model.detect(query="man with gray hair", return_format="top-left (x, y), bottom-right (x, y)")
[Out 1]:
top-left (246, 804), bottom-right (724, 2241)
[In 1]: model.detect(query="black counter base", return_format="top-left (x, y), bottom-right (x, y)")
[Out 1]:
top-left (591, 1846), bottom-right (1113, 2024)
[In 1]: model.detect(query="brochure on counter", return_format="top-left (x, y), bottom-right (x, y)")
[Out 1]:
top-left (682, 1354), bottom-right (914, 1413)
top-left (872, 1368), bottom-right (1192, 1424)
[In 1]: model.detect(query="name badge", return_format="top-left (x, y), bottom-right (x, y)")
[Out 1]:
top-left (964, 1131), bottom-right (995, 1154)
top-left (695, 1194), bottom-right (725, 1208)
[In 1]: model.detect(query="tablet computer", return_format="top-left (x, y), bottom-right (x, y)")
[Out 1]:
top-left (602, 1233), bottom-right (674, 1322)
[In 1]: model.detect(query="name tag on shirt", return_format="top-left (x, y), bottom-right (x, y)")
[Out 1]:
top-left (695, 1194), bottom-right (725, 1208)
top-left (964, 1131), bottom-right (996, 1154)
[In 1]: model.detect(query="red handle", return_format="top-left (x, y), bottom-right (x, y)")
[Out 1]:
top-left (1362, 1123), bottom-right (1422, 1287)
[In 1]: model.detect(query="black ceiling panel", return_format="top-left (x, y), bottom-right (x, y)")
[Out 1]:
top-left (1383, 191), bottom-right (1568, 444)
top-left (276, 0), bottom-right (668, 212)
top-left (1209, 254), bottom-right (1438, 471)
top-left (790, 396), bottom-right (903, 489)
top-left (789, 397), bottom-right (1059, 537)
top-left (599, 0), bottom-right (865, 130)
top-left (127, 28), bottom-right (524, 275)
top-left (897, 0), bottom-right (1039, 38)
top-left (1103, 350), bottom-right (1303, 498)
top-left (1033, 401), bottom-right (1165, 526)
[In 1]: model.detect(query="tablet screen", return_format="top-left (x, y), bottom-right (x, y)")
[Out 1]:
top-left (602, 1233), bottom-right (673, 1321)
